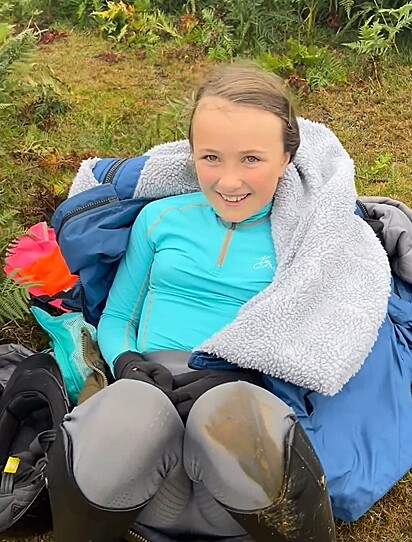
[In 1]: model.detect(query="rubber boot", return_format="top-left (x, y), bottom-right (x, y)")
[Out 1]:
top-left (0, 353), bottom-right (68, 538)
top-left (228, 421), bottom-right (336, 542)
top-left (46, 414), bottom-right (147, 542)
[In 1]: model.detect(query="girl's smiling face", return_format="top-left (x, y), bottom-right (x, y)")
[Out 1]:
top-left (192, 96), bottom-right (290, 223)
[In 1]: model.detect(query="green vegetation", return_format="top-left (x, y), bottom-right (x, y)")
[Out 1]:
top-left (0, 1), bottom-right (411, 540)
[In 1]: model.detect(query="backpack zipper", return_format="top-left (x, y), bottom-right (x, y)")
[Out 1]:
top-left (56, 197), bottom-right (118, 240)
top-left (55, 158), bottom-right (129, 239)
top-left (78, 276), bottom-right (85, 315)
top-left (103, 158), bottom-right (129, 184)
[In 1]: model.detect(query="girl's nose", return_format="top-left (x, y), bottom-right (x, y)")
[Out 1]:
top-left (217, 172), bottom-right (244, 193)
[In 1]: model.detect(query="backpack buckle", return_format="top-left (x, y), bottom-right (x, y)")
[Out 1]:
top-left (0, 456), bottom-right (20, 494)
top-left (3, 456), bottom-right (20, 475)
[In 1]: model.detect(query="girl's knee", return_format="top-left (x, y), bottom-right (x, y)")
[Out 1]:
top-left (184, 381), bottom-right (294, 511)
top-left (67, 379), bottom-right (181, 439)
top-left (63, 379), bottom-right (184, 508)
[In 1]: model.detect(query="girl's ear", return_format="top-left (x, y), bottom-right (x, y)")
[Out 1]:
top-left (279, 152), bottom-right (291, 175)
top-left (282, 152), bottom-right (291, 166)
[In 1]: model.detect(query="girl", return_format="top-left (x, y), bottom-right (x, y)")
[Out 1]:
top-left (48, 65), bottom-right (412, 542)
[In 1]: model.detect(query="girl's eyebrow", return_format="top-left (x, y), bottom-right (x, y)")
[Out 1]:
top-left (198, 148), bottom-right (220, 153)
top-left (239, 149), bottom-right (268, 155)
top-left (197, 148), bottom-right (267, 155)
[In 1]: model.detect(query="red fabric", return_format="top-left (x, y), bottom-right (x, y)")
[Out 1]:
top-left (4, 222), bottom-right (78, 308)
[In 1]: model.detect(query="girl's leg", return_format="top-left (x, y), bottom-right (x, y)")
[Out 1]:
top-left (48, 379), bottom-right (191, 542)
top-left (184, 381), bottom-right (336, 541)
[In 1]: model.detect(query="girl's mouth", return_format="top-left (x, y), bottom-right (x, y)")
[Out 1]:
top-left (218, 193), bottom-right (250, 205)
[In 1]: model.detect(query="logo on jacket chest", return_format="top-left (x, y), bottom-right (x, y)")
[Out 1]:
top-left (253, 256), bottom-right (274, 270)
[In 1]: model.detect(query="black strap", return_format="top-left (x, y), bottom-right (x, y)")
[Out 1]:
top-left (0, 429), bottom-right (56, 495)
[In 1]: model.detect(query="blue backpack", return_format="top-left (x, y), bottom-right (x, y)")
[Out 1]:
top-left (51, 156), bottom-right (155, 326)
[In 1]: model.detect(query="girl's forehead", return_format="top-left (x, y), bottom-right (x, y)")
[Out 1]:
top-left (194, 96), bottom-right (283, 126)
top-left (195, 96), bottom-right (262, 117)
top-left (196, 96), bottom-right (235, 112)
top-left (192, 97), bottom-right (284, 144)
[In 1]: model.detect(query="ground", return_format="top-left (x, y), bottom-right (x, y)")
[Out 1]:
top-left (0, 30), bottom-right (411, 542)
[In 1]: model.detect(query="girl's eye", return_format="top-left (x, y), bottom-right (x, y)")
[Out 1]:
top-left (244, 156), bottom-right (260, 164)
top-left (203, 155), bottom-right (219, 162)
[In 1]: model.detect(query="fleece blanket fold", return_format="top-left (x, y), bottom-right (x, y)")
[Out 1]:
top-left (70, 118), bottom-right (392, 395)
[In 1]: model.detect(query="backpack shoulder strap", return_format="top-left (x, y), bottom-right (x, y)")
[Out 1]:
top-left (92, 156), bottom-right (150, 199)
top-left (70, 155), bottom-right (150, 200)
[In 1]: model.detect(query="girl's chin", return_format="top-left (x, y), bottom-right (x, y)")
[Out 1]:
top-left (204, 193), bottom-right (260, 222)
top-left (215, 206), bottom-right (255, 223)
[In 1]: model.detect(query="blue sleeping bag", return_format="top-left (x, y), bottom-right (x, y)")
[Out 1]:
top-left (190, 274), bottom-right (412, 521)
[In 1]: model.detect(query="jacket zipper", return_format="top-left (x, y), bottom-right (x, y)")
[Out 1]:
top-left (217, 223), bottom-right (236, 266)
top-left (80, 328), bottom-right (109, 387)
top-left (356, 199), bottom-right (370, 219)
top-left (126, 528), bottom-right (150, 542)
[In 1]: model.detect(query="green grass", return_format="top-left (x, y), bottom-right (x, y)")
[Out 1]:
top-left (0, 29), bottom-right (411, 542)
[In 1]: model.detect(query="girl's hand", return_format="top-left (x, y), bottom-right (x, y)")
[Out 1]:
top-left (172, 369), bottom-right (264, 421)
top-left (114, 351), bottom-right (180, 403)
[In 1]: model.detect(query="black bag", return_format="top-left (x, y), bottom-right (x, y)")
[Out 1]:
top-left (0, 350), bottom-right (70, 537)
top-left (0, 344), bottom-right (35, 400)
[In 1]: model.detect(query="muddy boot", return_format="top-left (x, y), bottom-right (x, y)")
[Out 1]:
top-left (46, 419), bottom-right (146, 542)
top-left (229, 422), bottom-right (336, 542)
top-left (47, 379), bottom-right (189, 542)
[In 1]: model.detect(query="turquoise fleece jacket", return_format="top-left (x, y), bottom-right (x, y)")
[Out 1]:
top-left (97, 192), bottom-right (276, 369)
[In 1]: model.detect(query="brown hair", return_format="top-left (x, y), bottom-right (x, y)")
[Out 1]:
top-left (189, 63), bottom-right (300, 161)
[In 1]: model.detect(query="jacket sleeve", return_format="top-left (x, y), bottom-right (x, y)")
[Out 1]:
top-left (97, 206), bottom-right (154, 371)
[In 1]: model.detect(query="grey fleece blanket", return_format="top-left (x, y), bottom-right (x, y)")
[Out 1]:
top-left (70, 118), bottom-right (392, 395)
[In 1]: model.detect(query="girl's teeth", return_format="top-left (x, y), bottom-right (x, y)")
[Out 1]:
top-left (221, 194), bottom-right (248, 202)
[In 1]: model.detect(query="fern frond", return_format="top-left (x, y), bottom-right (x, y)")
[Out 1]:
top-left (344, 19), bottom-right (392, 57)
top-left (0, 28), bottom-right (37, 85)
top-left (0, 223), bottom-right (26, 254)
top-left (339, 0), bottom-right (355, 19)
top-left (150, 9), bottom-right (182, 39)
top-left (0, 23), bottom-right (13, 46)
top-left (306, 52), bottom-right (347, 91)
top-left (0, 273), bottom-right (34, 324)
top-left (381, 3), bottom-right (412, 33)
top-left (0, 209), bottom-right (19, 227)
